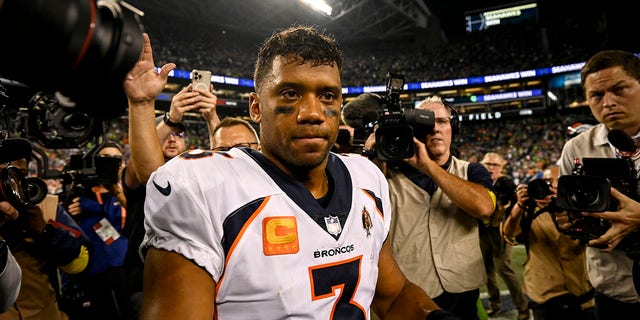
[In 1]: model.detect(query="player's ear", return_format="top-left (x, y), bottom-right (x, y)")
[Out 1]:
top-left (249, 92), bottom-right (261, 123)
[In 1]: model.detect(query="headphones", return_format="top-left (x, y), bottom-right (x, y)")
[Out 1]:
top-left (442, 99), bottom-right (461, 136)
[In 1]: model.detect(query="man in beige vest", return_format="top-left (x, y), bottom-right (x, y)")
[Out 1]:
top-left (365, 96), bottom-right (495, 319)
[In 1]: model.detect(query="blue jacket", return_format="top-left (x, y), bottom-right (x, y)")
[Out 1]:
top-left (76, 192), bottom-right (128, 275)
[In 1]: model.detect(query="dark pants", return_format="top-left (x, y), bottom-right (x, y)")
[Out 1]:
top-left (433, 289), bottom-right (480, 320)
top-left (62, 266), bottom-right (130, 320)
top-left (529, 294), bottom-right (595, 320)
top-left (479, 226), bottom-right (528, 313)
top-left (594, 292), bottom-right (640, 320)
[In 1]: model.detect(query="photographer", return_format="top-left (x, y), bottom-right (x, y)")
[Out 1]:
top-left (501, 165), bottom-right (594, 320)
top-left (364, 95), bottom-right (495, 319)
top-left (63, 141), bottom-right (128, 320)
top-left (479, 152), bottom-right (528, 317)
top-left (557, 50), bottom-right (640, 317)
top-left (0, 154), bottom-right (91, 320)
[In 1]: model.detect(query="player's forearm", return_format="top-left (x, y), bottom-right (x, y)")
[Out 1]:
top-left (128, 102), bottom-right (164, 182)
top-left (382, 281), bottom-right (439, 320)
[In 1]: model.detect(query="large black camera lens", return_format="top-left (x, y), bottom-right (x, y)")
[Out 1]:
top-left (527, 179), bottom-right (552, 200)
top-left (571, 186), bottom-right (602, 209)
top-left (0, 166), bottom-right (30, 208)
top-left (25, 177), bottom-right (48, 205)
top-left (494, 177), bottom-right (516, 205)
top-left (556, 175), bottom-right (611, 212)
top-left (375, 125), bottom-right (415, 161)
top-left (0, 0), bottom-right (144, 119)
top-left (404, 108), bottom-right (435, 138)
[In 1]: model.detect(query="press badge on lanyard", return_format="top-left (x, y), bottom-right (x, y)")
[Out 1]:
top-left (93, 218), bottom-right (120, 245)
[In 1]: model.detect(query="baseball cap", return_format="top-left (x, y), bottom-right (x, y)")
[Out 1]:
top-left (566, 119), bottom-right (597, 140)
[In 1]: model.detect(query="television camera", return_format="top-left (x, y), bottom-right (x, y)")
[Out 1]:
top-left (341, 73), bottom-right (435, 161)
top-left (0, 0), bottom-right (144, 121)
top-left (0, 0), bottom-right (143, 193)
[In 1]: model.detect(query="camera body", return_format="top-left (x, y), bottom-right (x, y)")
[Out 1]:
top-left (557, 157), bottom-right (638, 212)
top-left (375, 73), bottom-right (435, 161)
top-left (0, 0), bottom-right (144, 125)
top-left (527, 179), bottom-right (553, 200)
top-left (61, 152), bottom-right (122, 194)
top-left (552, 157), bottom-right (638, 242)
top-left (494, 176), bottom-right (516, 205)
top-left (556, 175), bottom-right (612, 212)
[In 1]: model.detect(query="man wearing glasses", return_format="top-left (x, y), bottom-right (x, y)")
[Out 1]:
top-left (365, 95), bottom-right (496, 319)
top-left (479, 152), bottom-right (529, 318)
top-left (210, 117), bottom-right (261, 152)
top-left (154, 116), bottom-right (187, 161)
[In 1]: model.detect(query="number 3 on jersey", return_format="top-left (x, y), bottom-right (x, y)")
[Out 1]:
top-left (309, 256), bottom-right (366, 319)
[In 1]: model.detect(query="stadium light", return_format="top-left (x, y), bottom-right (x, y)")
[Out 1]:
top-left (299, 0), bottom-right (332, 16)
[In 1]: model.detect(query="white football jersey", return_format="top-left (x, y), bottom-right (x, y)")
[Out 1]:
top-left (142, 148), bottom-right (391, 319)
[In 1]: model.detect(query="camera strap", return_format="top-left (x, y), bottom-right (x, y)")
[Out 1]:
top-left (517, 204), bottom-right (553, 254)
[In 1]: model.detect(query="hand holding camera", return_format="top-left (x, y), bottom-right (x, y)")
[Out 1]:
top-left (0, 202), bottom-right (19, 228)
top-left (190, 69), bottom-right (217, 115)
top-left (514, 178), bottom-right (554, 214)
top-left (517, 173), bottom-right (613, 244)
top-left (582, 187), bottom-right (640, 252)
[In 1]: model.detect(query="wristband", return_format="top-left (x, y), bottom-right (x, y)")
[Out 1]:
top-left (517, 203), bottom-right (526, 210)
top-left (163, 112), bottom-right (182, 128)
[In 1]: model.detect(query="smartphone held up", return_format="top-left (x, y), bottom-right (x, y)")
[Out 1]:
top-left (191, 69), bottom-right (212, 92)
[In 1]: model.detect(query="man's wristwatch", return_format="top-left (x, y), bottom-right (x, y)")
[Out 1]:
top-left (163, 112), bottom-right (181, 128)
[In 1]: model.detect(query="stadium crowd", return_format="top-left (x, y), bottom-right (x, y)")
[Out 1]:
top-left (34, 11), bottom-right (609, 187)
top-left (141, 13), bottom-right (606, 86)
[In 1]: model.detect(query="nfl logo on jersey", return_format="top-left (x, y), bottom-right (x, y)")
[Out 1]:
top-left (324, 216), bottom-right (342, 236)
